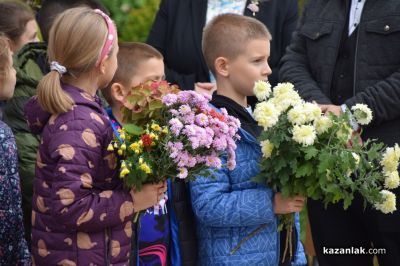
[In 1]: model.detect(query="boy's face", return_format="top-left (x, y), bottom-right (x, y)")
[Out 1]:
top-left (0, 49), bottom-right (17, 101)
top-left (120, 57), bottom-right (165, 108)
top-left (227, 38), bottom-right (271, 97)
top-left (129, 57), bottom-right (165, 89)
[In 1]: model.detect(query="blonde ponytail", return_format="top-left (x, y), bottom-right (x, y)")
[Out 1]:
top-left (37, 71), bottom-right (74, 114)
top-left (37, 7), bottom-right (111, 115)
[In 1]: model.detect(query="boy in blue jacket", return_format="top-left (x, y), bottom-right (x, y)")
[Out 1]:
top-left (189, 14), bottom-right (307, 266)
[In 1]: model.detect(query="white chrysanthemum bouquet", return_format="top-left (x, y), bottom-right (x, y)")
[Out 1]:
top-left (252, 81), bottom-right (399, 259)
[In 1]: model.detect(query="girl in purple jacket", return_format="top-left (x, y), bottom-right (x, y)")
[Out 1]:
top-left (24, 7), bottom-right (166, 265)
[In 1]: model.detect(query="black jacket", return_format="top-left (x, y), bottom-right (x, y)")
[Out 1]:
top-left (280, 0), bottom-right (400, 231)
top-left (147, 0), bottom-right (298, 90)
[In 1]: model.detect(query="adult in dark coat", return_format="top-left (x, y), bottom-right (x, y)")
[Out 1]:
top-left (147, 0), bottom-right (298, 91)
top-left (280, 0), bottom-right (400, 266)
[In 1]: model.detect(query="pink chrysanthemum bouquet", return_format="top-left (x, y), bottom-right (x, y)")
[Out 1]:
top-left (109, 81), bottom-right (240, 190)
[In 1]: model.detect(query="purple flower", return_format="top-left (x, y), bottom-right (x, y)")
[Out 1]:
top-left (177, 167), bottom-right (188, 179)
top-left (205, 155), bottom-right (222, 168)
top-left (179, 104), bottom-right (192, 115)
top-left (162, 94), bottom-right (178, 106)
top-left (169, 118), bottom-right (183, 136)
top-left (195, 113), bottom-right (209, 127)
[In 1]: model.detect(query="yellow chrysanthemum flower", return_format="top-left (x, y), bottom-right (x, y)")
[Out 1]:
top-left (120, 167), bottom-right (130, 178)
top-left (120, 143), bottom-right (127, 151)
top-left (314, 116), bottom-right (333, 134)
top-left (253, 80), bottom-right (271, 101)
top-left (129, 142), bottom-right (142, 154)
top-left (384, 171), bottom-right (400, 189)
top-left (254, 101), bottom-right (280, 130)
top-left (151, 123), bottom-right (161, 131)
top-left (260, 140), bottom-right (274, 159)
top-left (150, 133), bottom-right (158, 141)
top-left (107, 143), bottom-right (114, 151)
top-left (375, 190), bottom-right (397, 214)
top-left (381, 146), bottom-right (400, 173)
top-left (139, 163), bottom-right (152, 174)
top-left (292, 125), bottom-right (317, 146)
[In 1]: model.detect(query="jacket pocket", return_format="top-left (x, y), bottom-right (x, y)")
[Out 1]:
top-left (300, 22), bottom-right (333, 40)
top-left (363, 17), bottom-right (400, 65)
top-left (365, 17), bottom-right (400, 35)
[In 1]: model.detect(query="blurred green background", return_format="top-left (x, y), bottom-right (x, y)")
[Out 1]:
top-left (24, 0), bottom-right (307, 42)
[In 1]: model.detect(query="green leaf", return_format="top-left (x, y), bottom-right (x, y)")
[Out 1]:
top-left (124, 123), bottom-right (143, 135)
top-left (296, 162), bottom-right (314, 178)
top-left (303, 146), bottom-right (319, 160)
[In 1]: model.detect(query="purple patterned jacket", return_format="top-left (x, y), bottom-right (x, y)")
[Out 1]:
top-left (25, 84), bottom-right (134, 266)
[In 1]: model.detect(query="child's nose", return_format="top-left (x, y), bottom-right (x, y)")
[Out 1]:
top-left (262, 63), bottom-right (272, 77)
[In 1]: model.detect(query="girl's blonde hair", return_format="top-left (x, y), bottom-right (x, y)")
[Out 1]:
top-left (0, 34), bottom-right (11, 84)
top-left (37, 7), bottom-right (112, 114)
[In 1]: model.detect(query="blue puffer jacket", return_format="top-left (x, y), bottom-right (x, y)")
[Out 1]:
top-left (190, 128), bottom-right (306, 266)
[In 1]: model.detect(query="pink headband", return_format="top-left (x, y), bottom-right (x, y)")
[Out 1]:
top-left (94, 9), bottom-right (116, 67)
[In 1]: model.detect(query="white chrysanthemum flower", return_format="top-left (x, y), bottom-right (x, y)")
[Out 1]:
top-left (292, 124), bottom-right (317, 146)
top-left (253, 80), bottom-right (271, 101)
top-left (351, 104), bottom-right (373, 125)
top-left (375, 190), bottom-right (397, 214)
top-left (271, 90), bottom-right (303, 113)
top-left (384, 171), bottom-right (400, 189)
top-left (260, 140), bottom-right (274, 159)
top-left (273, 82), bottom-right (295, 97)
top-left (381, 146), bottom-right (400, 173)
top-left (254, 101), bottom-right (280, 130)
top-left (287, 105), bottom-right (307, 125)
top-left (303, 102), bottom-right (322, 121)
top-left (395, 144), bottom-right (400, 158)
top-left (314, 116), bottom-right (333, 134)
top-left (352, 152), bottom-right (360, 166)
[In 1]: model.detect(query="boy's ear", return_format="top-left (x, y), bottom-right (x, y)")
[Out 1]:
top-left (214, 57), bottom-right (229, 77)
top-left (110, 82), bottom-right (126, 103)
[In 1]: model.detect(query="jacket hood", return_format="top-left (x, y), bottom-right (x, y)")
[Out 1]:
top-left (15, 42), bottom-right (48, 89)
top-left (24, 83), bottom-right (104, 135)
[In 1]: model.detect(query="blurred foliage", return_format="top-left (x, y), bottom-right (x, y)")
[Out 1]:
top-left (101, 0), bottom-right (160, 42)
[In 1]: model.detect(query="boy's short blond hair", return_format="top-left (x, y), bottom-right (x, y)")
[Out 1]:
top-left (202, 13), bottom-right (272, 75)
top-left (102, 42), bottom-right (163, 106)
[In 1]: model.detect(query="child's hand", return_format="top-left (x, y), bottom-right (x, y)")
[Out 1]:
top-left (195, 82), bottom-right (216, 96)
top-left (273, 192), bottom-right (305, 214)
top-left (130, 181), bottom-right (168, 212)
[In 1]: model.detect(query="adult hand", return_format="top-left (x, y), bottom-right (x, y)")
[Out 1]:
top-left (195, 82), bottom-right (216, 96)
top-left (273, 192), bottom-right (305, 214)
top-left (318, 104), bottom-right (342, 116)
top-left (130, 181), bottom-right (168, 212)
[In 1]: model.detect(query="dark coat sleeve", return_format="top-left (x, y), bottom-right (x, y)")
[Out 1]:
top-left (279, 3), bottom-right (333, 104)
top-left (345, 71), bottom-right (400, 126)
